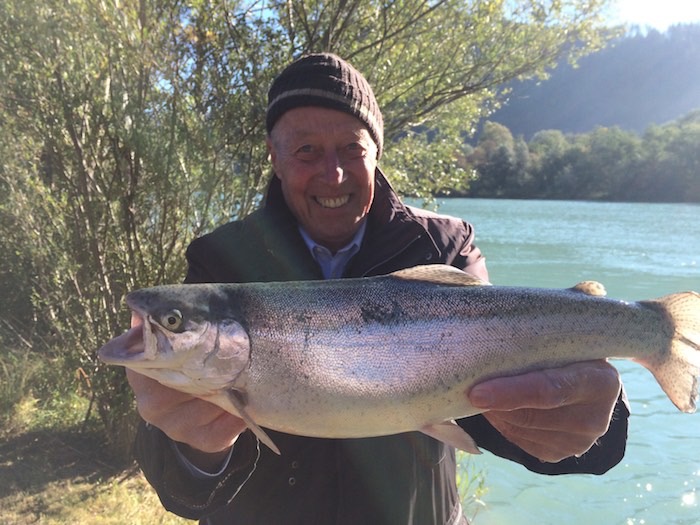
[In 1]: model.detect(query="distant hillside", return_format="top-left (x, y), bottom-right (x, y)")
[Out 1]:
top-left (488, 24), bottom-right (700, 139)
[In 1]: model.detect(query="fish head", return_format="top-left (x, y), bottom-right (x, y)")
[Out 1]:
top-left (98, 284), bottom-right (250, 395)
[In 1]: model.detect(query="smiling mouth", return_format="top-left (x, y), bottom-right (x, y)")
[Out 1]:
top-left (316, 195), bottom-right (350, 209)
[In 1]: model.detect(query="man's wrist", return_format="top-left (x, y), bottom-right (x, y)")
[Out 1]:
top-left (172, 441), bottom-right (236, 477)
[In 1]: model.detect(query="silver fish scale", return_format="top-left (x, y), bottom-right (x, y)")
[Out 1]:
top-left (227, 276), bottom-right (669, 437)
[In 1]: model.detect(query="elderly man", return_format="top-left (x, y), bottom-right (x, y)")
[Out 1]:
top-left (127, 53), bottom-right (628, 525)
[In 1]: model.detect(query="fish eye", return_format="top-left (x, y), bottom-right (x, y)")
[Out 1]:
top-left (160, 309), bottom-right (183, 331)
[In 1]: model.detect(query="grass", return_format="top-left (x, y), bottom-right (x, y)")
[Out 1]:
top-left (457, 452), bottom-right (488, 521)
top-left (0, 432), bottom-right (191, 524)
top-left (0, 393), bottom-right (191, 525)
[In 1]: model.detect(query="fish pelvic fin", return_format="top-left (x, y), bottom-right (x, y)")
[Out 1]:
top-left (222, 390), bottom-right (281, 455)
top-left (420, 420), bottom-right (482, 455)
top-left (638, 291), bottom-right (700, 413)
top-left (390, 264), bottom-right (491, 287)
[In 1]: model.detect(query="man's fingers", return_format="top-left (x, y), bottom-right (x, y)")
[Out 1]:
top-left (469, 360), bottom-right (621, 411)
top-left (483, 420), bottom-right (595, 463)
top-left (125, 369), bottom-right (246, 452)
top-left (467, 361), bottom-right (622, 463)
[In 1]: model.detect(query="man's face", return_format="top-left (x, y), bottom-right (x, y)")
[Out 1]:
top-left (267, 107), bottom-right (378, 253)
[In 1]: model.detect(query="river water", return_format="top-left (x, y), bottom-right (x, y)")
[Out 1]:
top-left (433, 199), bottom-right (700, 525)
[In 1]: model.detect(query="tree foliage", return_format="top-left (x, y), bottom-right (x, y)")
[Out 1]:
top-left (464, 110), bottom-right (700, 202)
top-left (0, 0), bottom-right (614, 454)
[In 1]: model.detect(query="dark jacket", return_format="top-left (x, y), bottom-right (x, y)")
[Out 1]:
top-left (134, 170), bottom-right (629, 525)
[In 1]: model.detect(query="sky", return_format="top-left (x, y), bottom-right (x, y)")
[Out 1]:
top-left (608, 0), bottom-right (700, 31)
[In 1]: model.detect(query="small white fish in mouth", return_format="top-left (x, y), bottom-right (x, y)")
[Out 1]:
top-left (316, 195), bottom-right (350, 208)
top-left (98, 264), bottom-right (700, 456)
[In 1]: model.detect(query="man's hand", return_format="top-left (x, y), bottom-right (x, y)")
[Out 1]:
top-left (468, 360), bottom-right (622, 463)
top-left (127, 369), bottom-right (248, 470)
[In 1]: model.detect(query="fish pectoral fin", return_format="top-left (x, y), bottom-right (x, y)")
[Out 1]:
top-left (222, 390), bottom-right (281, 455)
top-left (570, 281), bottom-right (607, 296)
top-left (390, 264), bottom-right (491, 287)
top-left (420, 420), bottom-right (482, 454)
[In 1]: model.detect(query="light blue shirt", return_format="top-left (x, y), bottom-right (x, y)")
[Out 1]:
top-left (298, 220), bottom-right (367, 279)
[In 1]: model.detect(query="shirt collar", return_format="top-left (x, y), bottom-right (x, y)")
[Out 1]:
top-left (298, 220), bottom-right (367, 279)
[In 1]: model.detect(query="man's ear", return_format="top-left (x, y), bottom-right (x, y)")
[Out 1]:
top-left (266, 136), bottom-right (283, 181)
top-left (266, 136), bottom-right (277, 173)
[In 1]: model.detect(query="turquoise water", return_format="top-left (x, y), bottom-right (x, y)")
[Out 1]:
top-left (435, 199), bottom-right (700, 525)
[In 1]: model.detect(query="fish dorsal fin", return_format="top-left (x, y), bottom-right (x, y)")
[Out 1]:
top-left (390, 264), bottom-right (491, 286)
top-left (570, 281), bottom-right (607, 297)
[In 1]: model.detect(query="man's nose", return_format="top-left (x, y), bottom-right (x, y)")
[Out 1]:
top-left (321, 151), bottom-right (345, 184)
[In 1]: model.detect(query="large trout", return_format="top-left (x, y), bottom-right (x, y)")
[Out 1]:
top-left (98, 265), bottom-right (700, 455)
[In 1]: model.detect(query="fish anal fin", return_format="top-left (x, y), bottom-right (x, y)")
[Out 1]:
top-left (420, 420), bottom-right (482, 454)
top-left (570, 281), bottom-right (607, 296)
top-left (214, 390), bottom-right (281, 455)
top-left (391, 264), bottom-right (491, 287)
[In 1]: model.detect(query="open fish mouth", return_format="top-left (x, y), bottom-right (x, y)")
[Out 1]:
top-left (98, 312), bottom-right (165, 365)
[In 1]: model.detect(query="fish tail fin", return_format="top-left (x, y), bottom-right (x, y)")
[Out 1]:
top-left (638, 291), bottom-right (700, 413)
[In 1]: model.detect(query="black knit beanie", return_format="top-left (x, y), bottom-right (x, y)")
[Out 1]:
top-left (266, 53), bottom-right (384, 158)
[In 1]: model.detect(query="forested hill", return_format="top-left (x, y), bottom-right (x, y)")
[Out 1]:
top-left (489, 23), bottom-right (700, 138)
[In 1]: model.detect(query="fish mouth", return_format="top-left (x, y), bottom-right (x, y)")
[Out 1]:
top-left (315, 195), bottom-right (350, 209)
top-left (97, 312), bottom-right (168, 366)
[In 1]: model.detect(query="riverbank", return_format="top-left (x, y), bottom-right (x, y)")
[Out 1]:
top-left (0, 400), bottom-right (189, 524)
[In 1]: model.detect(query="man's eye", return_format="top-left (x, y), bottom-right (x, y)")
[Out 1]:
top-left (295, 145), bottom-right (316, 158)
top-left (344, 143), bottom-right (366, 158)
